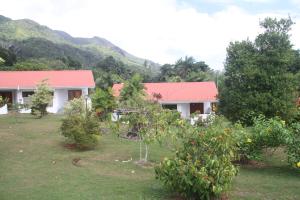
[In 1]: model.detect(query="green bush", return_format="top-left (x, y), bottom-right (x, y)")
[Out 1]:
top-left (286, 123), bottom-right (300, 168)
top-left (252, 115), bottom-right (292, 148)
top-left (232, 115), bottom-right (292, 162)
top-left (61, 98), bottom-right (100, 149)
top-left (91, 87), bottom-right (116, 120)
top-left (155, 119), bottom-right (238, 199)
top-left (232, 123), bottom-right (261, 161)
top-left (30, 80), bottom-right (53, 118)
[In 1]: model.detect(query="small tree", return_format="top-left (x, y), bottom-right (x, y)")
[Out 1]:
top-left (30, 80), bottom-right (53, 118)
top-left (61, 97), bottom-right (100, 149)
top-left (116, 74), bottom-right (180, 162)
top-left (91, 87), bottom-right (116, 120)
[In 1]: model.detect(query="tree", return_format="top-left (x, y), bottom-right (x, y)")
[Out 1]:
top-left (120, 74), bottom-right (145, 102)
top-left (0, 57), bottom-right (5, 66)
top-left (116, 74), bottom-right (180, 162)
top-left (91, 88), bottom-right (116, 119)
top-left (158, 56), bottom-right (214, 82)
top-left (0, 47), bottom-right (17, 66)
top-left (219, 17), bottom-right (298, 125)
top-left (30, 80), bottom-right (53, 118)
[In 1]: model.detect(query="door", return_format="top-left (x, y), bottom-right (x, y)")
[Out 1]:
top-left (190, 103), bottom-right (204, 114)
top-left (68, 90), bottom-right (82, 101)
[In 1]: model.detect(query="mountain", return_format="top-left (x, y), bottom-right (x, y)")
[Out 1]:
top-left (0, 15), bottom-right (159, 72)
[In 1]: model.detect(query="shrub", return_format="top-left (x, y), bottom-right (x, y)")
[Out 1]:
top-left (91, 88), bottom-right (116, 120)
top-left (155, 119), bottom-right (238, 199)
top-left (30, 80), bottom-right (53, 118)
top-left (286, 123), bottom-right (300, 168)
top-left (61, 98), bottom-right (100, 149)
top-left (252, 115), bottom-right (292, 148)
top-left (232, 123), bottom-right (261, 161)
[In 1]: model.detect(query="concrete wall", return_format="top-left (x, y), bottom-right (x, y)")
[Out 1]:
top-left (203, 102), bottom-right (212, 114)
top-left (18, 88), bottom-right (87, 114)
top-left (0, 104), bottom-right (8, 115)
top-left (162, 101), bottom-right (213, 119)
top-left (177, 103), bottom-right (190, 119)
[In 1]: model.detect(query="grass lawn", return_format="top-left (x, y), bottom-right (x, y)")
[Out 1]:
top-left (0, 114), bottom-right (299, 200)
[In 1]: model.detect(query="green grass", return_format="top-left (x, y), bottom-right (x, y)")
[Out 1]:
top-left (0, 115), bottom-right (299, 200)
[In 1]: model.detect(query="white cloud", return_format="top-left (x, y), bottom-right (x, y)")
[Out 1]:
top-left (0, 0), bottom-right (299, 70)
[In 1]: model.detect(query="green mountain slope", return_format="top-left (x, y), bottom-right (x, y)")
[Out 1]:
top-left (0, 15), bottom-right (159, 71)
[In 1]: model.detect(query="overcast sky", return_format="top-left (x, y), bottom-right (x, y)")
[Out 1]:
top-left (1, 0), bottom-right (300, 70)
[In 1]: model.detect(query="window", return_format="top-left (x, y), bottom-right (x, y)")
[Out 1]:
top-left (68, 90), bottom-right (82, 101)
top-left (48, 92), bottom-right (54, 107)
top-left (22, 91), bottom-right (34, 105)
top-left (162, 104), bottom-right (177, 110)
top-left (22, 91), bottom-right (34, 97)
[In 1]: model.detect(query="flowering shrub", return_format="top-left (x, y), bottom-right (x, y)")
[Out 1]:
top-left (155, 119), bottom-right (238, 199)
top-left (286, 123), bottom-right (300, 168)
top-left (252, 115), bottom-right (292, 148)
top-left (231, 123), bottom-right (262, 161)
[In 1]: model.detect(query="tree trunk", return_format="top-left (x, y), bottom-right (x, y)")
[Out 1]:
top-left (139, 139), bottom-right (142, 161)
top-left (144, 144), bottom-right (148, 162)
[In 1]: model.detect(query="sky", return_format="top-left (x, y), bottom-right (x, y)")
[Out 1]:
top-left (0, 0), bottom-right (300, 70)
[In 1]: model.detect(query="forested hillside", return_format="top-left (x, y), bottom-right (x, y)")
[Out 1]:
top-left (0, 15), bottom-right (159, 73)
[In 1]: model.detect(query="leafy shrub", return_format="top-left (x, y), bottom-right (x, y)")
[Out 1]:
top-left (30, 80), bottom-right (53, 118)
top-left (252, 115), bottom-right (292, 148)
top-left (155, 118), bottom-right (238, 199)
top-left (91, 88), bottom-right (116, 120)
top-left (232, 123), bottom-right (261, 161)
top-left (231, 115), bottom-right (292, 162)
top-left (286, 123), bottom-right (300, 168)
top-left (61, 98), bottom-right (100, 149)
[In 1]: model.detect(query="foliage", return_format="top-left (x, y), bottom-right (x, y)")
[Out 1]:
top-left (158, 56), bottom-right (215, 82)
top-left (252, 115), bottom-right (292, 148)
top-left (286, 123), bottom-right (300, 168)
top-left (155, 117), bottom-right (238, 199)
top-left (231, 123), bottom-right (259, 161)
top-left (91, 87), bottom-right (116, 119)
top-left (231, 115), bottom-right (296, 165)
top-left (219, 17), bottom-right (299, 125)
top-left (30, 80), bottom-right (53, 118)
top-left (0, 46), bottom-right (17, 66)
top-left (61, 97), bottom-right (100, 149)
top-left (120, 73), bottom-right (145, 102)
top-left (116, 74), bottom-right (181, 161)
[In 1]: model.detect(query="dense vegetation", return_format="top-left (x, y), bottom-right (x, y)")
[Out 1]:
top-left (219, 17), bottom-right (300, 125)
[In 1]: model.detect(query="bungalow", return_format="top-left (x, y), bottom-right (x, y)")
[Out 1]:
top-left (0, 70), bottom-right (95, 114)
top-left (112, 81), bottom-right (218, 119)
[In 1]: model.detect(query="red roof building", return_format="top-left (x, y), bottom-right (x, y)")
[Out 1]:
top-left (112, 81), bottom-right (218, 119)
top-left (0, 70), bottom-right (95, 89)
top-left (0, 70), bottom-right (95, 114)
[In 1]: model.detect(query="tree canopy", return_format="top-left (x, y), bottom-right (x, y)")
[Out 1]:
top-left (158, 56), bottom-right (214, 82)
top-left (219, 17), bottom-right (299, 125)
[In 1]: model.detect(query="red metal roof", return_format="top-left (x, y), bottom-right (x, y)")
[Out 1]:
top-left (113, 82), bottom-right (218, 102)
top-left (0, 70), bottom-right (95, 89)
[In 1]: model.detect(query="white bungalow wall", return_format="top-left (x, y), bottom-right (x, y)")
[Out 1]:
top-left (19, 88), bottom-right (89, 114)
top-left (166, 102), bottom-right (213, 119)
top-left (203, 102), bottom-right (212, 114)
top-left (177, 103), bottom-right (190, 118)
top-left (0, 104), bottom-right (8, 114)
